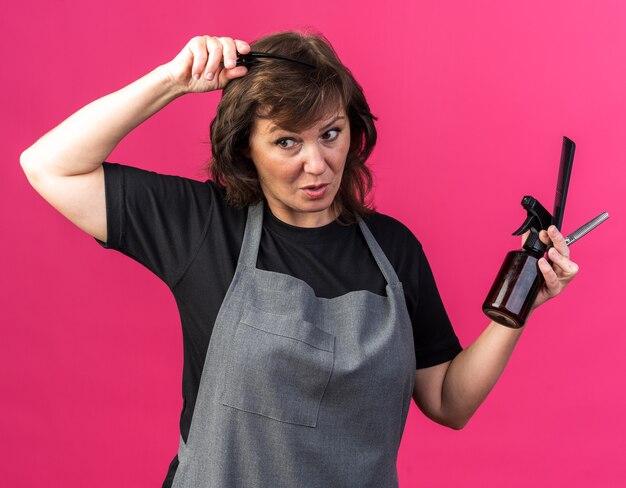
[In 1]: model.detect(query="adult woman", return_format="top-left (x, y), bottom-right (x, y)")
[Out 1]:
top-left (20, 32), bottom-right (578, 487)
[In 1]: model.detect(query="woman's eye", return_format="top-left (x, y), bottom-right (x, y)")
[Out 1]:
top-left (275, 138), bottom-right (296, 149)
top-left (322, 128), bottom-right (341, 142)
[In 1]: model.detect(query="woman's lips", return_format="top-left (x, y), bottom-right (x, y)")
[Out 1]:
top-left (301, 183), bottom-right (330, 199)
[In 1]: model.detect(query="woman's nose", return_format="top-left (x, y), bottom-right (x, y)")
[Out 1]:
top-left (302, 145), bottom-right (327, 175)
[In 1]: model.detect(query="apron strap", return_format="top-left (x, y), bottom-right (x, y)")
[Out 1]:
top-left (238, 202), bottom-right (264, 268)
top-left (358, 219), bottom-right (401, 286)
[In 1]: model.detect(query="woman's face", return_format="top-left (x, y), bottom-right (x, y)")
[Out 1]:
top-left (247, 109), bottom-right (351, 227)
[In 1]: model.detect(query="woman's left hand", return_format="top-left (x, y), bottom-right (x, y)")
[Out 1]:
top-left (525, 225), bottom-right (579, 310)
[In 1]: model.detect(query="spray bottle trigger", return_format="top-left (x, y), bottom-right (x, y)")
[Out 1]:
top-left (512, 214), bottom-right (537, 236)
top-left (512, 195), bottom-right (553, 236)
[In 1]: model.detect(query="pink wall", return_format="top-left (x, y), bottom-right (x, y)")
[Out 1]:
top-left (2, 1), bottom-right (625, 486)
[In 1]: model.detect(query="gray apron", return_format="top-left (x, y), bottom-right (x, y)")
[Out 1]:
top-left (172, 203), bottom-right (416, 488)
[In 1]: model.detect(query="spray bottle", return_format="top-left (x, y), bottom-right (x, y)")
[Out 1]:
top-left (482, 137), bottom-right (576, 328)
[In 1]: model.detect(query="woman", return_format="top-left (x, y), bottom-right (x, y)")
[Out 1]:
top-left (20, 32), bottom-right (578, 487)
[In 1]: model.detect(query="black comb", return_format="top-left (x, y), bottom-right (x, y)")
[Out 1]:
top-left (235, 51), bottom-right (316, 69)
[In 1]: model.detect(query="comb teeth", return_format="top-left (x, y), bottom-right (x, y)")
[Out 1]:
top-left (565, 212), bottom-right (609, 245)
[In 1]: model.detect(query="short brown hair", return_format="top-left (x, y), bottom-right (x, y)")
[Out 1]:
top-left (209, 31), bottom-right (377, 222)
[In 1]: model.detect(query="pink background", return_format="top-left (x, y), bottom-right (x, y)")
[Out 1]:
top-left (2, 1), bottom-right (625, 486)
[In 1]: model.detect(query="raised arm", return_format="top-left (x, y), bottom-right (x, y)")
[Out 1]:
top-left (20, 36), bottom-right (250, 243)
top-left (412, 225), bottom-right (579, 429)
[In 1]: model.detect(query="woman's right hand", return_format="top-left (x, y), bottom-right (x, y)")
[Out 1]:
top-left (164, 35), bottom-right (251, 94)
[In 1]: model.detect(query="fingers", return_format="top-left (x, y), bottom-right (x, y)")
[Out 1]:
top-left (189, 37), bottom-right (208, 80)
top-left (532, 225), bottom-right (579, 309)
top-left (205, 36), bottom-right (250, 80)
top-left (184, 35), bottom-right (250, 83)
top-left (547, 225), bottom-right (570, 258)
top-left (537, 257), bottom-right (560, 294)
top-left (547, 246), bottom-right (579, 275)
top-left (545, 225), bottom-right (577, 275)
top-left (522, 226), bottom-right (571, 258)
top-left (536, 235), bottom-right (579, 301)
top-left (218, 36), bottom-right (238, 69)
top-left (203, 36), bottom-right (223, 80)
top-left (234, 38), bottom-right (251, 55)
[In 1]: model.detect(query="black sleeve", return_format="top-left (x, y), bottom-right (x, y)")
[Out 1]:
top-left (95, 162), bottom-right (213, 289)
top-left (411, 246), bottom-right (463, 368)
top-left (367, 213), bottom-right (463, 369)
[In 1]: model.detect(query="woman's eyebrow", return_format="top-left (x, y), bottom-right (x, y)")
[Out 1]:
top-left (267, 116), bottom-right (346, 135)
top-left (319, 116), bottom-right (345, 132)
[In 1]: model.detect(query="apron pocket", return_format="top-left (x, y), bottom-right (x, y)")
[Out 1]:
top-left (221, 308), bottom-right (335, 427)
